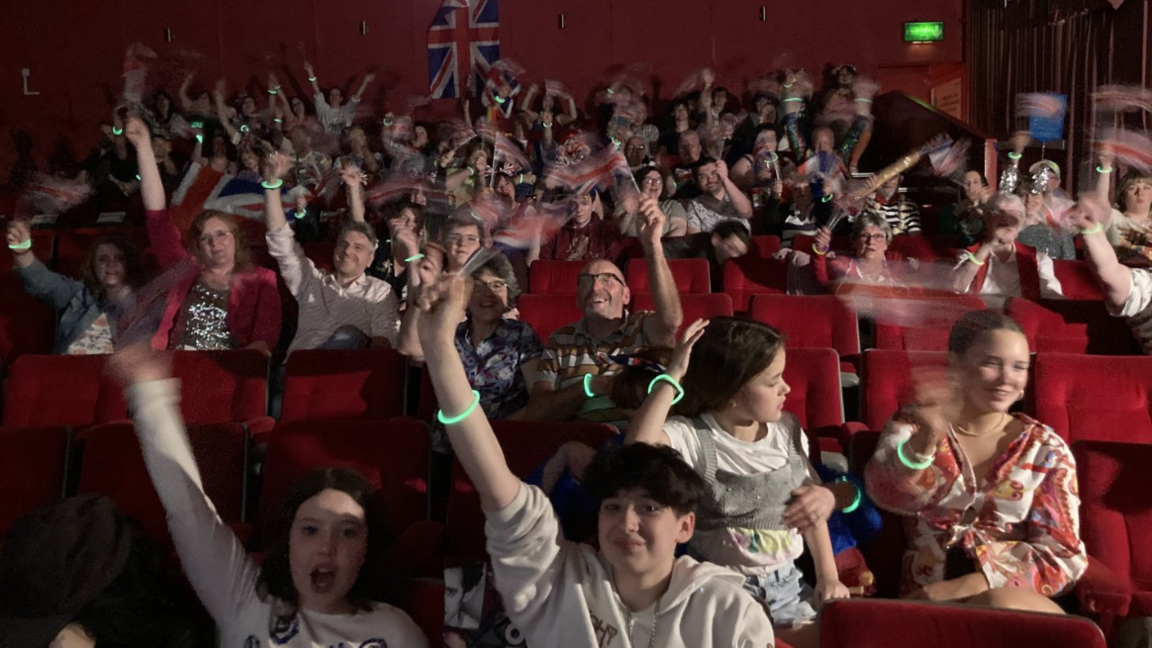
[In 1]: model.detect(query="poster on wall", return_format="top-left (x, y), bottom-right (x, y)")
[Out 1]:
top-left (931, 77), bottom-right (964, 120)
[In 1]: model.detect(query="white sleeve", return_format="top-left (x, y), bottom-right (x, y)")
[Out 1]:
top-left (663, 416), bottom-right (705, 474)
top-left (1117, 269), bottom-right (1152, 317)
top-left (126, 380), bottom-right (260, 624)
top-left (1037, 253), bottom-right (1064, 299)
top-left (371, 285), bottom-right (402, 344)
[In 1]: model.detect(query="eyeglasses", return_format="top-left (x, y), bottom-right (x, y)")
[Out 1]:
top-left (198, 230), bottom-right (232, 246)
top-left (446, 234), bottom-right (481, 245)
top-left (577, 272), bottom-right (624, 288)
top-left (640, 177), bottom-right (663, 186)
top-left (854, 233), bottom-right (887, 243)
top-left (474, 279), bottom-right (508, 292)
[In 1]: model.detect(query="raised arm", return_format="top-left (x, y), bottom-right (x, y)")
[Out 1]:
top-left (262, 152), bottom-right (292, 232)
top-left (341, 164), bottom-right (366, 222)
top-left (717, 160), bottom-right (753, 219)
top-left (638, 198), bottom-right (683, 346)
top-left (126, 116), bottom-right (167, 216)
top-left (415, 271), bottom-right (521, 512)
top-left (624, 319), bottom-right (707, 447)
top-left (178, 73), bottom-right (196, 113)
top-left (213, 82), bottom-right (240, 143)
top-left (303, 61), bottom-right (322, 97)
top-left (351, 73), bottom-right (375, 104)
top-left (1075, 191), bottom-right (1132, 308)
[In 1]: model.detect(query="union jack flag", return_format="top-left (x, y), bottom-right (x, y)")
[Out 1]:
top-left (427, 0), bottom-right (500, 100)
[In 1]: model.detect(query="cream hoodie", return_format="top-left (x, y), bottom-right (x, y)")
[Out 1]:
top-left (485, 484), bottom-right (775, 648)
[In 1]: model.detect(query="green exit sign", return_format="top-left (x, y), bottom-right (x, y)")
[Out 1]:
top-left (904, 21), bottom-right (945, 42)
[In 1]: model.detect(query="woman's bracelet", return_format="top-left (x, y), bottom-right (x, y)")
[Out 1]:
top-left (1079, 222), bottom-right (1103, 236)
top-left (647, 373), bottom-right (685, 405)
top-left (1007, 151), bottom-right (1023, 160)
top-left (112, 126), bottom-right (124, 136)
top-left (836, 476), bottom-right (862, 513)
top-left (437, 389), bottom-right (481, 425)
top-left (812, 244), bottom-right (827, 256)
top-left (403, 253), bottom-right (425, 263)
top-left (965, 251), bottom-right (986, 266)
top-left (896, 437), bottom-right (935, 471)
top-left (1096, 165), bottom-right (1113, 174)
top-left (8, 240), bottom-right (32, 251)
top-left (261, 179), bottom-right (284, 190)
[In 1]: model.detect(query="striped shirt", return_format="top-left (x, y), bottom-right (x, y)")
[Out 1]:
top-left (535, 310), bottom-right (654, 429)
top-left (863, 194), bottom-right (922, 235)
top-left (267, 225), bottom-right (401, 353)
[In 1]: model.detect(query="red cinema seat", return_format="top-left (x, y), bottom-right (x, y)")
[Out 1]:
top-left (281, 349), bottom-right (408, 422)
top-left (749, 235), bottom-right (782, 258)
top-left (528, 260), bottom-right (587, 294)
top-left (872, 294), bottom-right (986, 351)
top-left (632, 293), bottom-right (734, 335)
top-left (171, 350), bottom-right (271, 424)
top-left (2, 354), bottom-right (127, 428)
top-left (255, 418), bottom-right (434, 568)
top-left (1074, 441), bottom-right (1152, 622)
top-left (390, 578), bottom-right (446, 646)
top-left (792, 233), bottom-right (850, 256)
top-left (749, 294), bottom-right (860, 378)
top-left (0, 426), bottom-right (68, 537)
top-left (816, 599), bottom-right (1106, 648)
top-left (1053, 260), bottom-right (1105, 300)
top-left (1007, 298), bottom-right (1138, 355)
top-left (780, 347), bottom-right (844, 431)
top-left (722, 257), bottom-right (789, 312)
top-left (1029, 353), bottom-right (1152, 444)
top-left (516, 294), bottom-right (582, 344)
top-left (0, 275), bottom-right (56, 368)
top-left (76, 421), bottom-right (246, 547)
top-left (626, 257), bottom-right (711, 294)
top-left (861, 350), bottom-right (949, 431)
top-left (446, 420), bottom-right (617, 558)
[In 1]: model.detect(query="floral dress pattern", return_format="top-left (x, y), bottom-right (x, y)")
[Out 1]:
top-left (864, 413), bottom-right (1087, 597)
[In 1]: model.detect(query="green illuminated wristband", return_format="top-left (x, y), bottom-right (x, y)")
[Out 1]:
top-left (437, 389), bottom-right (481, 425)
top-left (261, 179), bottom-right (284, 190)
top-left (8, 240), bottom-right (32, 251)
top-left (1079, 222), bottom-right (1103, 236)
top-left (583, 373), bottom-right (596, 398)
top-left (268, 89), bottom-right (278, 95)
top-left (896, 437), bottom-right (935, 471)
top-left (1096, 166), bottom-right (1113, 174)
top-left (112, 127), bottom-right (124, 136)
top-left (293, 209), bottom-right (306, 220)
top-left (495, 95), bottom-right (507, 104)
top-left (308, 76), bottom-right (317, 82)
top-left (837, 476), bottom-right (862, 513)
top-left (404, 253), bottom-right (425, 263)
top-left (1007, 152), bottom-right (1022, 160)
top-left (541, 122), bottom-right (553, 129)
top-left (783, 97), bottom-right (803, 103)
top-left (195, 134), bottom-right (204, 143)
top-left (647, 374), bottom-right (685, 405)
top-left (383, 118), bottom-right (393, 126)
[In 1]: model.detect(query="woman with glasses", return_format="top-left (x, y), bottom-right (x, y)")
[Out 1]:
top-left (811, 214), bottom-right (913, 294)
top-left (612, 166), bottom-right (688, 237)
top-left (398, 251), bottom-right (542, 453)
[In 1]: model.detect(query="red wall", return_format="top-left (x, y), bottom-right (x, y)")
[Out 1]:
top-left (0, 0), bottom-right (962, 173)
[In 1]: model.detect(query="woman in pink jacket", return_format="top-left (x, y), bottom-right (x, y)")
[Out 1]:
top-left (126, 117), bottom-right (281, 352)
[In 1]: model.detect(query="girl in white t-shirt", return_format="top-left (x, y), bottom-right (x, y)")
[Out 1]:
top-left (626, 317), bottom-right (850, 648)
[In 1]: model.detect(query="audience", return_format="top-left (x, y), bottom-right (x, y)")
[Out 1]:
top-left (530, 190), bottom-right (624, 264)
top-left (614, 166), bottom-right (689, 237)
top-left (685, 157), bottom-right (754, 234)
top-left (811, 214), bottom-right (911, 293)
top-left (862, 174), bottom-right (921, 236)
top-left (663, 221), bottom-right (752, 292)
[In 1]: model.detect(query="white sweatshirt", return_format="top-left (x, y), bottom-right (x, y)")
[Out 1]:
top-left (485, 483), bottom-right (775, 648)
top-left (127, 380), bottom-right (429, 648)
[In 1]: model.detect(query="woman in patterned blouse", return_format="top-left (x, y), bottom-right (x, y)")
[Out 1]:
top-left (865, 310), bottom-right (1086, 613)
top-left (398, 250), bottom-right (543, 453)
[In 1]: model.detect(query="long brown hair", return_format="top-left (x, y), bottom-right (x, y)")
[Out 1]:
top-left (81, 235), bottom-right (148, 301)
top-left (676, 317), bottom-right (786, 418)
top-left (186, 210), bottom-right (251, 271)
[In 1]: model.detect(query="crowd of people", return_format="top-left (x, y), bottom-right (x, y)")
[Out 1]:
top-left (2, 55), bottom-right (1152, 648)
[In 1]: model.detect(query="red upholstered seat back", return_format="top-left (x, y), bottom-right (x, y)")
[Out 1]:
top-left (626, 257), bottom-right (711, 293)
top-left (281, 349), bottom-right (408, 422)
top-left (2, 354), bottom-right (127, 427)
top-left (873, 294), bottom-right (986, 351)
top-left (749, 235), bottom-right (782, 258)
top-left (861, 349), bottom-right (949, 430)
top-left (749, 294), bottom-right (860, 364)
top-left (817, 599), bottom-right (1106, 648)
top-left (0, 273), bottom-right (57, 368)
top-left (1029, 353), bottom-right (1152, 444)
top-left (0, 426), bottom-right (68, 537)
top-left (257, 418), bottom-right (429, 542)
top-left (1006, 298), bottom-right (1138, 355)
top-left (528, 260), bottom-right (587, 294)
top-left (76, 421), bottom-right (246, 547)
top-left (1074, 440), bottom-right (1152, 613)
top-left (631, 293), bottom-right (733, 335)
top-left (516, 294), bottom-right (583, 344)
top-left (722, 257), bottom-right (789, 312)
top-left (171, 350), bottom-right (269, 423)
top-left (780, 347), bottom-right (844, 429)
top-left (887, 235), bottom-right (964, 262)
top-left (1052, 260), bottom-right (1106, 300)
top-left (446, 420), bottom-right (617, 558)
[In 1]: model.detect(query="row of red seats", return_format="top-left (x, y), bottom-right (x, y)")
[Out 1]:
top-left (0, 415), bottom-right (1135, 646)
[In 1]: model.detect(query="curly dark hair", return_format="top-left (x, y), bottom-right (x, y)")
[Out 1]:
top-left (257, 468), bottom-right (390, 616)
top-left (584, 443), bottom-right (705, 516)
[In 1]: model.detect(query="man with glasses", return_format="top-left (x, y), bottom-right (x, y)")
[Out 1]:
top-left (685, 156), bottom-right (754, 234)
top-left (525, 198), bottom-right (682, 428)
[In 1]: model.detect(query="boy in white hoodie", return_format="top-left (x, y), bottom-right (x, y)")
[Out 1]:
top-left (413, 268), bottom-right (776, 648)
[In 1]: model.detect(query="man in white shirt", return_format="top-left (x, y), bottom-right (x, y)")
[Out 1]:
top-left (262, 153), bottom-right (400, 352)
top-left (303, 61), bottom-right (374, 135)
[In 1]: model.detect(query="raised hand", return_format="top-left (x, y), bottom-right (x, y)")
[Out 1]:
top-left (638, 196), bottom-right (666, 248)
top-left (814, 226), bottom-right (832, 252)
top-left (667, 319), bottom-right (708, 380)
top-left (413, 266), bottom-right (471, 348)
top-left (340, 164), bottom-right (365, 187)
top-left (123, 116), bottom-right (151, 149)
top-left (5, 219), bottom-right (31, 251)
top-left (263, 151), bottom-right (292, 183)
top-left (893, 365), bottom-right (958, 450)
